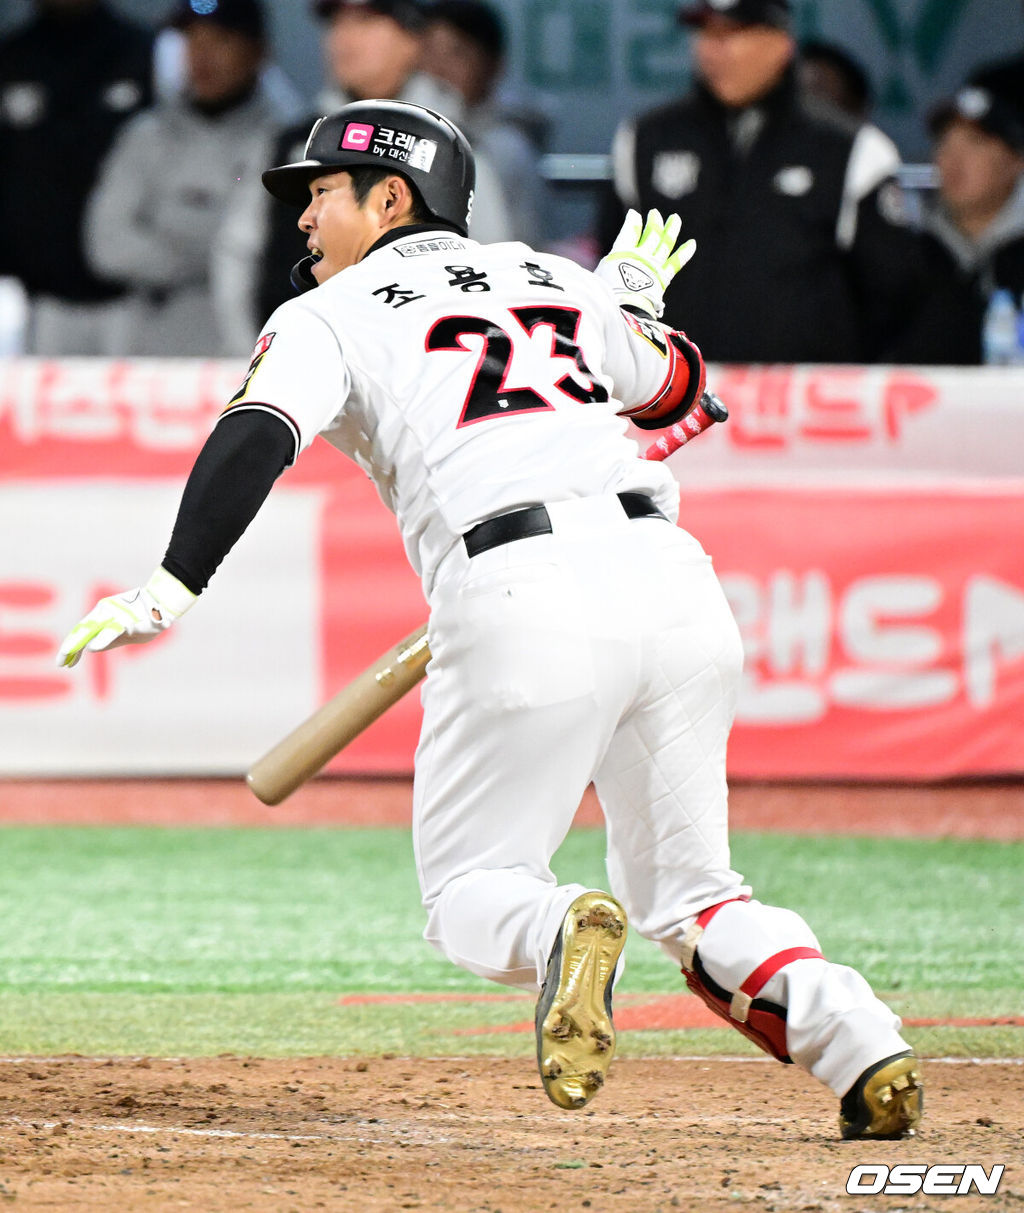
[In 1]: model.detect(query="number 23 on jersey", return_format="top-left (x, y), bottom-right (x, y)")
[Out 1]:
top-left (425, 305), bottom-right (609, 427)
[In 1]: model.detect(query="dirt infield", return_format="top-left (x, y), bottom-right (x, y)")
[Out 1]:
top-left (0, 1055), bottom-right (1019, 1212)
top-left (2, 777), bottom-right (1023, 837)
top-left (0, 779), bottom-right (1019, 1209)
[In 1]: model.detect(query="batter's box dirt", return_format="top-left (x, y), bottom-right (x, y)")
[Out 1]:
top-left (0, 1055), bottom-right (1019, 1211)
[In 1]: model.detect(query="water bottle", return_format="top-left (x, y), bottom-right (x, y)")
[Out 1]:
top-left (981, 288), bottom-right (1020, 365)
top-left (1017, 293), bottom-right (1024, 362)
top-left (0, 276), bottom-right (28, 357)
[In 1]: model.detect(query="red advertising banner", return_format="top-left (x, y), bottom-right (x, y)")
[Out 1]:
top-left (684, 487), bottom-right (1024, 779)
top-left (3, 359), bottom-right (1023, 779)
top-left (317, 484), bottom-right (1024, 780)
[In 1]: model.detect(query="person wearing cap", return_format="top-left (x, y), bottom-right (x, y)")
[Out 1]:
top-left (82, 0), bottom-right (289, 356)
top-left (599, 0), bottom-right (928, 364)
top-left (420, 0), bottom-right (549, 244)
top-left (219, 0), bottom-right (514, 346)
top-left (888, 85), bottom-right (1024, 364)
top-left (0, 0), bottom-right (154, 354)
top-left (798, 39), bottom-right (873, 123)
top-left (966, 1), bottom-right (1024, 121)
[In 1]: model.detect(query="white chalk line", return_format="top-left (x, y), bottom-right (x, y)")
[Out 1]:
top-left (4, 1115), bottom-right (394, 1146)
top-left (0, 1054), bottom-right (1020, 1066)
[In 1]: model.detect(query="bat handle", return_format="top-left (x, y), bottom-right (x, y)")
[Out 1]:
top-left (644, 388), bottom-right (728, 462)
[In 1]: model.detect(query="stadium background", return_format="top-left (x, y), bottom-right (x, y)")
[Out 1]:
top-left (2, 0), bottom-right (1020, 239)
top-left (0, 2), bottom-right (1021, 1209)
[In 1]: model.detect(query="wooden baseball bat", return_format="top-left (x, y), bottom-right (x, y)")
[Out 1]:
top-left (246, 390), bottom-right (728, 805)
top-left (246, 623), bottom-right (430, 805)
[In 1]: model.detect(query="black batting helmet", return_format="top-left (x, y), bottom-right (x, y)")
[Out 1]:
top-left (262, 99), bottom-right (476, 236)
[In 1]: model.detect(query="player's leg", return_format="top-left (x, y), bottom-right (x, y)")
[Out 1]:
top-left (593, 527), bottom-right (920, 1137)
top-left (413, 507), bottom-right (643, 1109)
top-left (413, 660), bottom-right (609, 990)
top-left (413, 534), bottom-right (631, 992)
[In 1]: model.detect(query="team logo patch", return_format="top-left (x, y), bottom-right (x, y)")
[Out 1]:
top-left (625, 312), bottom-right (668, 356)
top-left (619, 263), bottom-right (656, 292)
top-left (102, 79), bottom-right (143, 113)
top-left (226, 332), bottom-right (276, 407)
top-left (877, 180), bottom-right (909, 227)
top-left (955, 86), bottom-right (993, 122)
top-left (773, 165), bottom-right (814, 196)
top-left (0, 82), bottom-right (46, 127)
top-left (652, 151), bottom-right (700, 199)
top-left (338, 122), bottom-right (438, 171)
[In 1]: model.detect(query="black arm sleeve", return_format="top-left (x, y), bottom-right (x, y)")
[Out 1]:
top-left (161, 409), bottom-right (296, 595)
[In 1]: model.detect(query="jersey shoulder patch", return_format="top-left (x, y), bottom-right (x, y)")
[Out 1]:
top-left (624, 311), bottom-right (669, 357)
top-left (225, 331), bottom-right (276, 408)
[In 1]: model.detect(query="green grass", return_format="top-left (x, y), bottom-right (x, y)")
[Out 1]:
top-left (0, 827), bottom-right (1020, 1057)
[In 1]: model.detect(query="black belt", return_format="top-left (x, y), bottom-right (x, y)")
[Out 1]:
top-left (463, 492), bottom-right (666, 558)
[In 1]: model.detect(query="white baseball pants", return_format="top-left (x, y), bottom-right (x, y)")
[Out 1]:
top-left (413, 493), bottom-right (908, 1095)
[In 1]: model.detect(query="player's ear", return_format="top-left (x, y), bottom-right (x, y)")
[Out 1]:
top-left (381, 175), bottom-right (415, 226)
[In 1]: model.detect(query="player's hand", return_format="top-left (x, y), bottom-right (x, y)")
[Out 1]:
top-left (595, 208), bottom-right (696, 319)
top-left (57, 567), bottom-right (196, 669)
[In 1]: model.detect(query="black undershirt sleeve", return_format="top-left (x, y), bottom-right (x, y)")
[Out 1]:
top-left (161, 409), bottom-right (296, 595)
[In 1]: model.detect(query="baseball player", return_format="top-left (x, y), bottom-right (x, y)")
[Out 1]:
top-left (57, 100), bottom-right (921, 1138)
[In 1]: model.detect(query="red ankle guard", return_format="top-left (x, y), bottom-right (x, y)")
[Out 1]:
top-left (680, 899), bottom-right (823, 1064)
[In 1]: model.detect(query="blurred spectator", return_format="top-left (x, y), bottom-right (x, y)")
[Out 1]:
top-left (798, 38), bottom-right (872, 122)
top-left (0, 0), bottom-right (153, 355)
top-left (421, 0), bottom-right (548, 244)
top-left (154, 20), bottom-right (305, 122)
top-left (225, 0), bottom-right (514, 344)
top-left (599, 0), bottom-right (928, 364)
top-left (888, 85), bottom-right (1024, 365)
top-left (84, 0), bottom-right (286, 356)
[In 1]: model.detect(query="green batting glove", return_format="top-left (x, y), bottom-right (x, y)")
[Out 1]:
top-left (594, 208), bottom-right (696, 319)
top-left (57, 567), bottom-right (196, 669)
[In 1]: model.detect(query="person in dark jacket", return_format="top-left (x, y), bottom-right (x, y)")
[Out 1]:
top-left (599, 0), bottom-right (927, 365)
top-left (887, 84), bottom-right (1024, 365)
top-left (0, 0), bottom-right (153, 354)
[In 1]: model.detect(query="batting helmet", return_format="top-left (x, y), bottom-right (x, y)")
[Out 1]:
top-left (262, 99), bottom-right (476, 236)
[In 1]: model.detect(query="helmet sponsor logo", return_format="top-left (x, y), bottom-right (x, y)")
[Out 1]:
top-left (338, 121), bottom-right (438, 171)
top-left (341, 122), bottom-right (375, 151)
top-left (407, 135), bottom-right (438, 171)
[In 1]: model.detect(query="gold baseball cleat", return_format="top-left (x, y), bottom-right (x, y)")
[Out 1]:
top-left (535, 891), bottom-right (627, 1110)
top-left (839, 1051), bottom-right (923, 1140)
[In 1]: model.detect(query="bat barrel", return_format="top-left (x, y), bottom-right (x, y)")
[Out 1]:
top-left (246, 624), bottom-right (430, 805)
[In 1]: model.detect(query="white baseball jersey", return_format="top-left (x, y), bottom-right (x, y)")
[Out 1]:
top-left (222, 229), bottom-right (685, 591)
top-left (215, 227), bottom-right (912, 1099)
